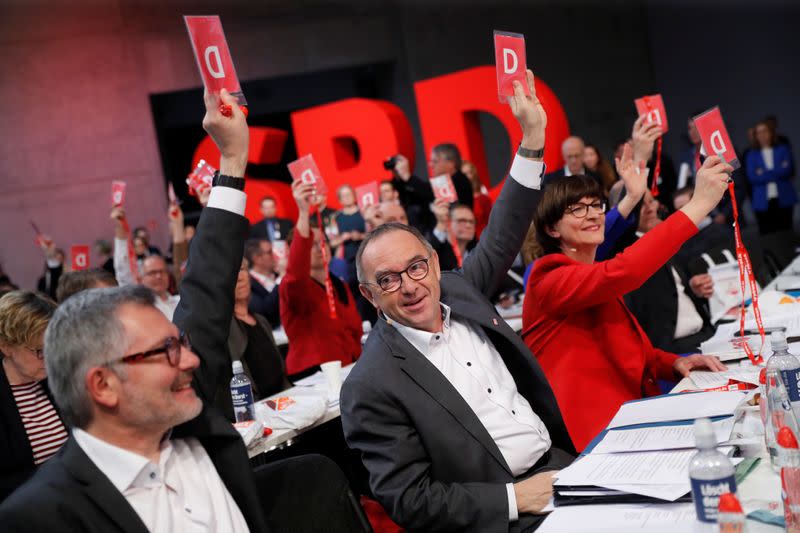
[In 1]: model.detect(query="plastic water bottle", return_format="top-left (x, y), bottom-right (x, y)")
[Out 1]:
top-left (716, 492), bottom-right (746, 533)
top-left (230, 361), bottom-right (255, 422)
top-left (689, 418), bottom-right (738, 523)
top-left (766, 330), bottom-right (800, 422)
top-left (766, 369), bottom-right (800, 471)
top-left (776, 426), bottom-right (800, 533)
top-left (360, 320), bottom-right (372, 346)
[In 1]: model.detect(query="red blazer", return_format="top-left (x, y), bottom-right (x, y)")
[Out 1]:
top-left (521, 212), bottom-right (698, 450)
top-left (472, 192), bottom-right (493, 239)
top-left (280, 231), bottom-right (362, 376)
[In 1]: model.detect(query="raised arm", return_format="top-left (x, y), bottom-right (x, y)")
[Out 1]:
top-left (531, 155), bottom-right (733, 317)
top-left (462, 69), bottom-right (546, 297)
top-left (173, 88), bottom-right (249, 404)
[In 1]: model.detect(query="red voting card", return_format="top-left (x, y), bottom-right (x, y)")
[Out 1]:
top-left (184, 16), bottom-right (246, 105)
top-left (430, 175), bottom-right (458, 203)
top-left (187, 159), bottom-right (216, 196)
top-left (634, 94), bottom-right (669, 133)
top-left (287, 154), bottom-right (329, 197)
top-left (271, 240), bottom-right (288, 262)
top-left (355, 181), bottom-right (380, 211)
top-left (71, 245), bottom-right (90, 271)
top-left (494, 30), bottom-right (529, 103)
top-left (111, 181), bottom-right (127, 207)
top-left (693, 106), bottom-right (740, 170)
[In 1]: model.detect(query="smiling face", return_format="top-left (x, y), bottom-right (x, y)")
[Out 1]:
top-left (359, 229), bottom-right (442, 332)
top-left (547, 196), bottom-right (606, 252)
top-left (110, 303), bottom-right (202, 434)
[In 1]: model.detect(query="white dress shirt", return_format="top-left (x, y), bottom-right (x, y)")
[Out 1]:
top-left (155, 293), bottom-right (181, 321)
top-left (73, 429), bottom-right (250, 533)
top-left (762, 147), bottom-right (778, 199)
top-left (392, 304), bottom-right (551, 522)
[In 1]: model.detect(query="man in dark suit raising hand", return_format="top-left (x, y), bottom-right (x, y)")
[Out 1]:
top-left (341, 70), bottom-right (575, 533)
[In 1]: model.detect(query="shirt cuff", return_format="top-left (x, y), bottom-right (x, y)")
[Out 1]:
top-left (207, 186), bottom-right (246, 216)
top-left (509, 155), bottom-right (546, 190)
top-left (506, 483), bottom-right (519, 521)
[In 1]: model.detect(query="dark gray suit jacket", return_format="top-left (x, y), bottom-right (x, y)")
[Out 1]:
top-left (341, 173), bottom-right (574, 532)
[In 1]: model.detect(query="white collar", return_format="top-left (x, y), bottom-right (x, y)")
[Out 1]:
top-left (73, 428), bottom-right (170, 494)
top-left (389, 303), bottom-right (452, 355)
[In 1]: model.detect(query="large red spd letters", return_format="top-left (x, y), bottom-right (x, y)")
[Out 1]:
top-left (191, 66), bottom-right (570, 223)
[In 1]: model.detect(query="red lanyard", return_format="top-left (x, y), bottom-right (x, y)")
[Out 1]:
top-left (728, 181), bottom-right (765, 365)
top-left (315, 210), bottom-right (338, 320)
top-left (643, 96), bottom-right (662, 197)
top-left (447, 224), bottom-right (463, 268)
top-left (120, 218), bottom-right (141, 284)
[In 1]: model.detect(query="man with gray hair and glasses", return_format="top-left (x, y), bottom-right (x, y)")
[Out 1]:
top-left (0, 88), bottom-right (267, 531)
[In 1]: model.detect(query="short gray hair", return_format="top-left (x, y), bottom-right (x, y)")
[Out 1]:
top-left (44, 285), bottom-right (155, 428)
top-left (432, 143), bottom-right (462, 169)
top-left (355, 223), bottom-right (433, 284)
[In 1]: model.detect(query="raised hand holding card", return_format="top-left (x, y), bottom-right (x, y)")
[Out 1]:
top-left (692, 106), bottom-right (740, 170)
top-left (494, 30), bottom-right (529, 103)
top-left (287, 154), bottom-right (329, 197)
top-left (184, 15), bottom-right (247, 109)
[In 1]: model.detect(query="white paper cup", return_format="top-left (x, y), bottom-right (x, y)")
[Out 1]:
top-left (320, 361), bottom-right (343, 396)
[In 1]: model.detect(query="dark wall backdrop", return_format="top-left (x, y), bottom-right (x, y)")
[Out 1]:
top-left (0, 0), bottom-right (796, 289)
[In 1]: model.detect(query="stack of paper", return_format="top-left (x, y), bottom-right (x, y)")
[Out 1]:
top-left (554, 392), bottom-right (744, 506)
top-left (688, 367), bottom-right (761, 389)
top-left (539, 503), bottom-right (700, 533)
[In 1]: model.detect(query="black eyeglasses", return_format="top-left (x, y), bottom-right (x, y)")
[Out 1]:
top-left (565, 201), bottom-right (606, 218)
top-left (361, 255), bottom-right (431, 293)
top-left (24, 346), bottom-right (45, 360)
top-left (113, 332), bottom-right (192, 366)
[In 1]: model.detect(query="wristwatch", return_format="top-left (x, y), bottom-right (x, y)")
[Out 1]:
top-left (517, 145), bottom-right (545, 159)
top-left (212, 171), bottom-right (245, 191)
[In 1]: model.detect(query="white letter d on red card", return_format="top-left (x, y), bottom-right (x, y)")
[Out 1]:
top-left (503, 49), bottom-right (518, 74)
top-left (204, 46), bottom-right (225, 79)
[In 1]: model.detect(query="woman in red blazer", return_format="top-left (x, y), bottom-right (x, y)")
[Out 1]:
top-left (521, 145), bottom-right (729, 451)
top-left (280, 180), bottom-right (362, 377)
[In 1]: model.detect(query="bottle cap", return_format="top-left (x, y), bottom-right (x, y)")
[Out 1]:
top-left (759, 367), bottom-right (766, 385)
top-left (232, 360), bottom-right (244, 374)
top-left (770, 329), bottom-right (788, 351)
top-left (694, 417), bottom-right (716, 449)
top-left (718, 492), bottom-right (743, 514)
top-left (777, 426), bottom-right (799, 449)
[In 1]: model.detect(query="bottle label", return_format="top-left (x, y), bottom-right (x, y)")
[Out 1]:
top-left (690, 474), bottom-right (737, 522)
top-left (780, 368), bottom-right (800, 403)
top-left (231, 383), bottom-right (254, 422)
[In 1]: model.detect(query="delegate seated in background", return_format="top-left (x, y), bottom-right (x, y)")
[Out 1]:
top-left (0, 291), bottom-right (66, 502)
top-left (216, 257), bottom-right (291, 420)
top-left (521, 145), bottom-right (728, 451)
top-left (280, 180), bottom-right (362, 378)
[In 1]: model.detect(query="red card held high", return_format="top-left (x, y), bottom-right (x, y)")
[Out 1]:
top-left (494, 30), bottom-right (529, 103)
top-left (184, 16), bottom-right (246, 105)
top-left (111, 181), bottom-right (127, 207)
top-left (692, 106), bottom-right (740, 170)
top-left (355, 181), bottom-right (380, 211)
top-left (287, 154), bottom-right (329, 197)
top-left (430, 175), bottom-right (458, 203)
top-left (71, 245), bottom-right (90, 271)
top-left (634, 94), bottom-right (669, 133)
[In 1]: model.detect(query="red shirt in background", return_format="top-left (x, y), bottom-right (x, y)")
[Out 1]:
top-left (280, 231), bottom-right (362, 376)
